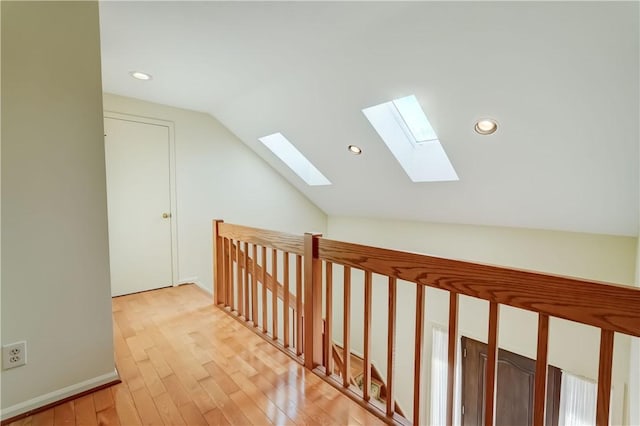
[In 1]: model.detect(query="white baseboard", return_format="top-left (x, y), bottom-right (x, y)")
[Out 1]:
top-left (177, 276), bottom-right (212, 295)
top-left (194, 281), bottom-right (213, 295)
top-left (0, 369), bottom-right (119, 421)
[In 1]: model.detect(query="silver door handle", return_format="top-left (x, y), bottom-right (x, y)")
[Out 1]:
top-left (162, 213), bottom-right (171, 219)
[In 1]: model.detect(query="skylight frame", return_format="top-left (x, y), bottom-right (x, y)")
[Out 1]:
top-left (258, 132), bottom-right (331, 186)
top-left (362, 95), bottom-right (458, 183)
top-left (392, 95), bottom-right (439, 144)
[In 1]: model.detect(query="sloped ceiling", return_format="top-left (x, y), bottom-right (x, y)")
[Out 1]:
top-left (99, 1), bottom-right (639, 236)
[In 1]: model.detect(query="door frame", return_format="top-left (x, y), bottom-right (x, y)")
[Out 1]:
top-left (104, 111), bottom-right (179, 287)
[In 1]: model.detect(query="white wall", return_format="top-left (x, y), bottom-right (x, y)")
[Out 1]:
top-left (327, 216), bottom-right (637, 424)
top-left (102, 94), bottom-right (327, 293)
top-left (630, 217), bottom-right (640, 425)
top-left (1, 1), bottom-right (117, 419)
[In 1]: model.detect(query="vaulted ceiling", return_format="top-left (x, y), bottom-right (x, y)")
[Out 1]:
top-left (99, 1), bottom-right (639, 236)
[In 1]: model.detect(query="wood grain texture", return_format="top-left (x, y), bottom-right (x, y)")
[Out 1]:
top-left (251, 244), bottom-right (258, 324)
top-left (325, 262), bottom-right (334, 376)
top-left (596, 329), bottom-right (614, 426)
top-left (304, 233), bottom-right (323, 369)
top-left (212, 220), bottom-right (223, 305)
top-left (363, 271), bottom-right (373, 402)
top-left (262, 245), bottom-right (268, 333)
top-left (343, 266), bottom-right (352, 388)
top-left (243, 241), bottom-right (249, 319)
top-left (317, 238), bottom-right (640, 337)
top-left (413, 284), bottom-right (425, 426)
top-left (218, 222), bottom-right (304, 255)
top-left (227, 238), bottom-right (234, 310)
top-left (271, 248), bottom-right (278, 339)
top-left (7, 285), bottom-right (383, 426)
top-left (386, 277), bottom-right (397, 417)
top-left (485, 302), bottom-right (500, 426)
top-left (283, 252), bottom-right (290, 348)
top-left (533, 314), bottom-right (549, 426)
top-left (236, 240), bottom-right (243, 317)
top-left (447, 292), bottom-right (459, 426)
top-left (296, 254), bottom-right (303, 356)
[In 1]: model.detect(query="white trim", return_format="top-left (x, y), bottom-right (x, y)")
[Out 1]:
top-left (0, 369), bottom-right (119, 421)
top-left (194, 282), bottom-right (213, 295)
top-left (103, 111), bottom-right (179, 287)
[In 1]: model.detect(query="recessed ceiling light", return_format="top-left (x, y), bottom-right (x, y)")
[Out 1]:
top-left (130, 71), bottom-right (152, 81)
top-left (474, 118), bottom-right (498, 135)
top-left (348, 145), bottom-right (362, 155)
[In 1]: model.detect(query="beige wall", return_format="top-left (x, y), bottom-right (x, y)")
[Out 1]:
top-left (102, 94), bottom-right (327, 293)
top-left (1, 1), bottom-right (116, 419)
top-left (327, 215), bottom-right (637, 424)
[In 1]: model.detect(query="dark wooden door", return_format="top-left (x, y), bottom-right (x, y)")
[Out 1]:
top-left (461, 337), bottom-right (561, 426)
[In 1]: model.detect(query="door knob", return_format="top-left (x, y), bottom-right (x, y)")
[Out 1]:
top-left (162, 213), bottom-right (171, 219)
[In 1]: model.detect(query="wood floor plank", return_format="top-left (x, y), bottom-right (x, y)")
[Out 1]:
top-left (110, 383), bottom-right (142, 426)
top-left (145, 347), bottom-right (173, 379)
top-left (95, 408), bottom-right (119, 426)
top-left (151, 392), bottom-right (186, 426)
top-left (136, 360), bottom-right (166, 397)
top-left (130, 387), bottom-right (163, 426)
top-left (53, 402), bottom-right (75, 426)
top-left (31, 409), bottom-right (54, 426)
top-left (202, 408), bottom-right (230, 426)
top-left (91, 389), bottom-right (114, 413)
top-left (176, 402), bottom-right (208, 426)
top-left (73, 395), bottom-right (97, 426)
top-left (7, 285), bottom-right (383, 426)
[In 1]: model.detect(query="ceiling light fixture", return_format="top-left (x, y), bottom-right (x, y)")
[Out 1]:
top-left (474, 118), bottom-right (498, 135)
top-left (130, 71), bottom-right (152, 81)
top-left (348, 145), bottom-right (362, 155)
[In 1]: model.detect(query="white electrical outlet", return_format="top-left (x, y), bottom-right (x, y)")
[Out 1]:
top-left (2, 341), bottom-right (27, 369)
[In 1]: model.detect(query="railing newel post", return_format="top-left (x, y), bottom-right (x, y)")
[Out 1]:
top-left (212, 219), bottom-right (224, 305)
top-left (304, 232), bottom-right (323, 369)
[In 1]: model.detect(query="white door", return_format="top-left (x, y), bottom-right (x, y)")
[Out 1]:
top-left (104, 117), bottom-right (173, 296)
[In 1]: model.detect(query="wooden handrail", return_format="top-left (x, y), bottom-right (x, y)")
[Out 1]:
top-left (218, 222), bottom-right (304, 255)
top-left (212, 220), bottom-right (640, 426)
top-left (317, 238), bottom-right (640, 337)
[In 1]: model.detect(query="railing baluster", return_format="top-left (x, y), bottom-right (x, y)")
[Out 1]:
top-left (343, 266), bottom-right (351, 388)
top-left (386, 277), bottom-right (397, 417)
top-left (272, 248), bottom-right (278, 340)
top-left (228, 238), bottom-right (234, 310)
top-left (413, 284), bottom-right (425, 426)
top-left (447, 292), bottom-right (459, 426)
top-left (221, 236), bottom-right (228, 307)
top-left (237, 240), bottom-right (243, 317)
top-left (485, 302), bottom-right (500, 426)
top-left (296, 254), bottom-right (303, 356)
top-left (533, 314), bottom-right (549, 426)
top-left (596, 329), bottom-right (614, 426)
top-left (363, 270), bottom-right (372, 401)
top-left (251, 244), bottom-right (258, 325)
top-left (284, 252), bottom-right (290, 348)
top-left (261, 246), bottom-right (267, 334)
top-left (243, 241), bottom-right (249, 319)
top-left (325, 262), bottom-right (333, 376)
top-left (213, 220), bottom-right (224, 305)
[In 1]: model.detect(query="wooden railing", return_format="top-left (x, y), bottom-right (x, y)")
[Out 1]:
top-left (212, 220), bottom-right (640, 426)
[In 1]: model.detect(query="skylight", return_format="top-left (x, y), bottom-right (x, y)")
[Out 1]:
top-left (258, 132), bottom-right (331, 186)
top-left (392, 95), bottom-right (438, 143)
top-left (362, 95), bottom-right (458, 182)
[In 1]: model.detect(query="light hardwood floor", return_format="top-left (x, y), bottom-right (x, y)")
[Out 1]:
top-left (8, 284), bottom-right (384, 426)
